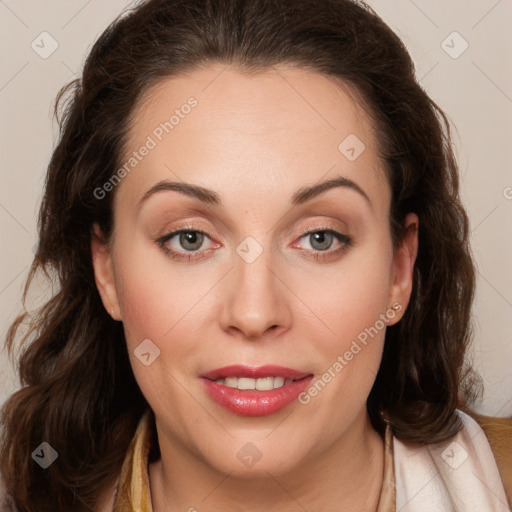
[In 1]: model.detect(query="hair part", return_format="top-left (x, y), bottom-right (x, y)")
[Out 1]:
top-left (1, 0), bottom-right (478, 510)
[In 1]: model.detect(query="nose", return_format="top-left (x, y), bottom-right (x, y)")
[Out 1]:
top-left (219, 245), bottom-right (291, 341)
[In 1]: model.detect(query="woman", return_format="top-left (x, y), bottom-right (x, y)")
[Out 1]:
top-left (1, 0), bottom-right (510, 510)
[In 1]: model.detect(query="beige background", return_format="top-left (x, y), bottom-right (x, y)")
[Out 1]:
top-left (1, 0), bottom-right (511, 416)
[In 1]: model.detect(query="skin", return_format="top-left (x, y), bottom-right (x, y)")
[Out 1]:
top-left (92, 64), bottom-right (418, 512)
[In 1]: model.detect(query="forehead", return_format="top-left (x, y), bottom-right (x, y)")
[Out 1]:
top-left (116, 64), bottom-right (389, 214)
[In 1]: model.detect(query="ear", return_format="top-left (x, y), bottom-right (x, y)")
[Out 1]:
top-left (91, 223), bottom-right (121, 321)
top-left (386, 213), bottom-right (418, 326)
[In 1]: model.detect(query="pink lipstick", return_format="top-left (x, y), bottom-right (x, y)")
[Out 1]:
top-left (200, 365), bottom-right (314, 416)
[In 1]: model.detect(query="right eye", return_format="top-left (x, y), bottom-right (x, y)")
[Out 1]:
top-left (157, 228), bottom-right (220, 261)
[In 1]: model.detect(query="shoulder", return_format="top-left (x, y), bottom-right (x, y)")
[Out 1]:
top-left (463, 408), bottom-right (512, 505)
top-left (392, 408), bottom-right (511, 511)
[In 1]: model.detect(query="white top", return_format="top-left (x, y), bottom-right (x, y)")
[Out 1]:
top-left (394, 410), bottom-right (509, 511)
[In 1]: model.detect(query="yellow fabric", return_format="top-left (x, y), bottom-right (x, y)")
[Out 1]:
top-left (470, 412), bottom-right (512, 508)
top-left (112, 409), bottom-right (154, 511)
top-left (112, 408), bottom-right (396, 511)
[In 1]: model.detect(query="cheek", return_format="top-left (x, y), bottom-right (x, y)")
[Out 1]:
top-left (112, 247), bottom-right (212, 405)
top-left (293, 239), bottom-right (395, 424)
top-left (116, 265), bottom-right (214, 349)
top-left (292, 234), bottom-right (394, 350)
top-left (112, 231), bottom-right (214, 343)
top-left (115, 261), bottom-right (170, 347)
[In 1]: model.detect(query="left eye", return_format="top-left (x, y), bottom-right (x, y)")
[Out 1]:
top-left (297, 230), bottom-right (348, 251)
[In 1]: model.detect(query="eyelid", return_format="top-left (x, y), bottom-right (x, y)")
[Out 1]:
top-left (294, 218), bottom-right (349, 238)
top-left (157, 221), bottom-right (215, 241)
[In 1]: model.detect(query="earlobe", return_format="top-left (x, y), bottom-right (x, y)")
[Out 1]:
top-left (387, 213), bottom-right (419, 325)
top-left (91, 223), bottom-right (121, 321)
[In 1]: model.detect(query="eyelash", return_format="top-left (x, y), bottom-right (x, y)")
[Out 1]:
top-left (156, 225), bottom-right (352, 262)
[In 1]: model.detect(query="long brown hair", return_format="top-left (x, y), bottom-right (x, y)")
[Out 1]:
top-left (1, 0), bottom-right (478, 510)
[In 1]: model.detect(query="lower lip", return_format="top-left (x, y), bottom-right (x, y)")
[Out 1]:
top-left (201, 376), bottom-right (314, 416)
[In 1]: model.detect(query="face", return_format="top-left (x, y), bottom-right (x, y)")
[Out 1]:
top-left (92, 64), bottom-right (417, 477)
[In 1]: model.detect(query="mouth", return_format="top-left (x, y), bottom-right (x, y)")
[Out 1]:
top-left (200, 365), bottom-right (314, 416)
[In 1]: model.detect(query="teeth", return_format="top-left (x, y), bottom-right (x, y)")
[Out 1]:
top-left (214, 376), bottom-right (294, 390)
top-left (256, 377), bottom-right (273, 390)
top-left (273, 376), bottom-right (285, 388)
top-left (238, 377), bottom-right (256, 390)
top-left (224, 377), bottom-right (237, 388)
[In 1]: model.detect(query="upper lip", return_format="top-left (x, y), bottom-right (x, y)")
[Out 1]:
top-left (200, 365), bottom-right (312, 381)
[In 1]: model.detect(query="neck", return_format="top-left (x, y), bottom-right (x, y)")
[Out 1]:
top-left (149, 410), bottom-right (385, 512)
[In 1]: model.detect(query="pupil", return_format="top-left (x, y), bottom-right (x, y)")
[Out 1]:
top-left (180, 231), bottom-right (203, 251)
top-left (311, 232), bottom-right (332, 251)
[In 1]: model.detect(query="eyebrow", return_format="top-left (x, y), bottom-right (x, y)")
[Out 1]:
top-left (138, 175), bottom-right (371, 208)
